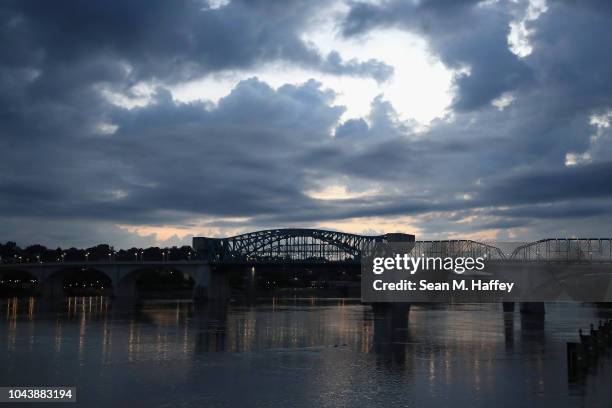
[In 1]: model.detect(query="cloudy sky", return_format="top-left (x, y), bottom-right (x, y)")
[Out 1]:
top-left (1, 0), bottom-right (611, 248)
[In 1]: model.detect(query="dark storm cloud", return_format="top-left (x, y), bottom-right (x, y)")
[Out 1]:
top-left (489, 201), bottom-right (612, 220)
top-left (1, 0), bottom-right (392, 83)
top-left (1, 0), bottom-right (612, 246)
top-left (0, 78), bottom-right (343, 223)
top-left (480, 161), bottom-right (612, 205)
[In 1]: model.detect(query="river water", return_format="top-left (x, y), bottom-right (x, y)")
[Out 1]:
top-left (1, 297), bottom-right (611, 407)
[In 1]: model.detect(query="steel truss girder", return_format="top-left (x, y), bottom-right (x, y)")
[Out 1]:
top-left (510, 238), bottom-right (612, 262)
top-left (411, 240), bottom-right (506, 261)
top-left (214, 229), bottom-right (376, 263)
top-left (198, 229), bottom-right (506, 264)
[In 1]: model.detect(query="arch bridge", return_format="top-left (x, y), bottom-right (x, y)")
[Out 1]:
top-left (192, 229), bottom-right (415, 264)
top-left (0, 261), bottom-right (215, 300)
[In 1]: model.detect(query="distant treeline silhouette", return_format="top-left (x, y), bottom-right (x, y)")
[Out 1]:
top-left (0, 242), bottom-right (196, 264)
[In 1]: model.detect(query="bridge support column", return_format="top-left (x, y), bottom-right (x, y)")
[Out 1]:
top-left (41, 275), bottom-right (64, 298)
top-left (372, 302), bottom-right (410, 366)
top-left (520, 302), bottom-right (545, 314)
top-left (501, 302), bottom-right (545, 314)
top-left (503, 302), bottom-right (515, 312)
top-left (192, 264), bottom-right (210, 303)
top-left (114, 278), bottom-right (136, 299)
top-left (372, 303), bottom-right (411, 327)
top-left (192, 284), bottom-right (207, 303)
top-left (193, 264), bottom-right (230, 303)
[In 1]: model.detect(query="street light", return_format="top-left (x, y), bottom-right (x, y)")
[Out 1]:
top-left (85, 252), bottom-right (89, 262)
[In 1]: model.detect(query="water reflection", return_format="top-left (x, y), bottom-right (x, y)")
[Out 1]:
top-left (1, 298), bottom-right (612, 407)
top-left (371, 304), bottom-right (411, 372)
top-left (503, 311), bottom-right (514, 350)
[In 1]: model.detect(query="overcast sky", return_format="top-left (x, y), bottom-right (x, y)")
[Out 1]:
top-left (1, 0), bottom-right (612, 248)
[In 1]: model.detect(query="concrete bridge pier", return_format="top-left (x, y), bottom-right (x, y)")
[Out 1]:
top-left (41, 274), bottom-right (65, 298)
top-left (520, 302), bottom-right (545, 314)
top-left (192, 284), bottom-right (207, 303)
top-left (114, 277), bottom-right (136, 299)
top-left (372, 302), bottom-right (411, 327)
top-left (502, 302), bottom-right (546, 314)
top-left (192, 265), bottom-right (232, 303)
top-left (192, 264), bottom-right (214, 303)
top-left (206, 266), bottom-right (231, 303)
top-left (372, 303), bottom-right (410, 367)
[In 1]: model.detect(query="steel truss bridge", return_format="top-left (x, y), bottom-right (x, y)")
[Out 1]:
top-left (193, 229), bottom-right (415, 264)
top-left (193, 230), bottom-right (612, 264)
top-left (407, 238), bottom-right (612, 263)
top-left (510, 238), bottom-right (612, 263)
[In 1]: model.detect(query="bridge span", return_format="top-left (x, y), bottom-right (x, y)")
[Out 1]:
top-left (0, 261), bottom-right (219, 301)
top-left (1, 229), bottom-right (611, 302)
top-left (0, 229), bottom-right (415, 300)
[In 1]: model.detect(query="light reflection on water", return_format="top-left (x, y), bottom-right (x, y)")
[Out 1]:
top-left (1, 297), bottom-right (612, 407)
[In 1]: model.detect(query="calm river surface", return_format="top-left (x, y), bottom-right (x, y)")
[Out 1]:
top-left (1, 298), bottom-right (612, 407)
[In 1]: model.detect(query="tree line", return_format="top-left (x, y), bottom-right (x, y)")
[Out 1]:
top-left (0, 241), bottom-right (197, 263)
